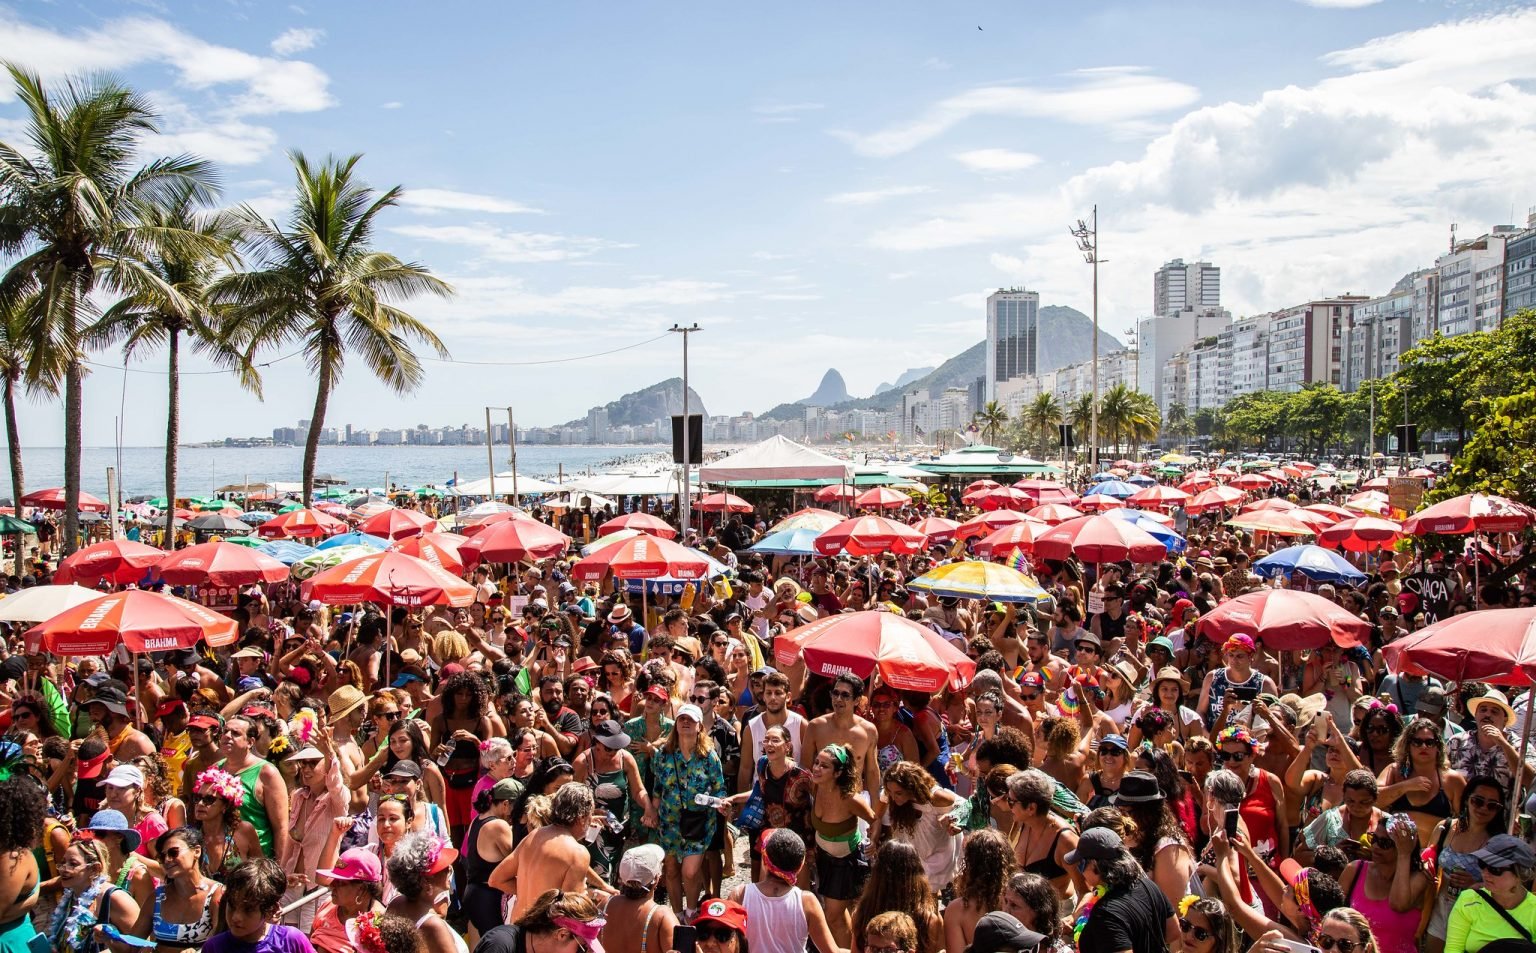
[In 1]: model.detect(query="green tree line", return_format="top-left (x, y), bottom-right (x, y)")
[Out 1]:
top-left (0, 66), bottom-right (454, 554)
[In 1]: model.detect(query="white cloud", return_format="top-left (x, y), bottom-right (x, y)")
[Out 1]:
top-left (754, 102), bottom-right (824, 124)
top-left (953, 149), bottom-right (1042, 173)
top-left (834, 68), bottom-right (1200, 157)
top-left (389, 224), bottom-right (632, 264)
top-left (271, 27), bottom-right (324, 55)
top-left (825, 185), bottom-right (935, 205)
top-left (761, 293), bottom-right (822, 301)
top-left (921, 58), bottom-right (952, 71)
top-left (381, 101), bottom-right (404, 109)
top-left (415, 275), bottom-right (734, 322)
top-left (400, 188), bottom-right (545, 215)
top-left (147, 118), bottom-right (279, 165)
top-left (0, 14), bottom-right (333, 115)
top-left (1294, 0), bottom-right (1382, 7)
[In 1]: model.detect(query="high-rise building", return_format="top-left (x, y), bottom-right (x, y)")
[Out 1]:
top-left (1218, 313), bottom-right (1272, 399)
top-left (1153, 259), bottom-right (1221, 317)
top-left (985, 288), bottom-right (1040, 401)
top-left (1137, 307), bottom-right (1231, 405)
top-left (1503, 211), bottom-right (1536, 320)
top-left (1437, 228), bottom-right (1515, 336)
top-left (1264, 296), bottom-right (1367, 392)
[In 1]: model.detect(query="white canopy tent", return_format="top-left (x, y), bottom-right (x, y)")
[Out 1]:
top-left (699, 435), bottom-right (853, 484)
top-left (450, 472), bottom-right (566, 496)
top-left (563, 470), bottom-right (698, 497)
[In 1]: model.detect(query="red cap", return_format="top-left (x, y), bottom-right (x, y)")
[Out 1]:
top-left (693, 899), bottom-right (747, 933)
top-left (571, 657), bottom-right (598, 674)
top-left (644, 685), bottom-right (669, 703)
top-left (154, 699), bottom-right (187, 718)
top-left (77, 748), bottom-right (111, 780)
top-left (1020, 671), bottom-right (1045, 690)
top-left (187, 715), bottom-right (221, 731)
top-left (440, 663), bottom-right (466, 678)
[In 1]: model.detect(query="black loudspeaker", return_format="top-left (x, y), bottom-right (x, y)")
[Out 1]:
top-left (671, 414), bottom-right (703, 464)
top-left (1058, 423), bottom-right (1074, 447)
top-left (1395, 424), bottom-right (1419, 454)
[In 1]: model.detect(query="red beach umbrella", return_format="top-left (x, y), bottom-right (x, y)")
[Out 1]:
top-left (1317, 516), bottom-right (1404, 554)
top-left (1230, 474), bottom-right (1271, 490)
top-left (1187, 486), bottom-right (1245, 514)
top-left (156, 541), bottom-right (288, 587)
top-left (358, 508), bottom-right (436, 540)
top-left (1241, 498), bottom-right (1297, 513)
top-left (854, 487), bottom-right (910, 510)
top-left (55, 539), bottom-right (165, 586)
top-left (1078, 494), bottom-right (1126, 512)
top-left (461, 519), bottom-right (571, 565)
top-left (391, 533), bottom-right (470, 575)
top-left (20, 487), bottom-right (108, 512)
top-left (1197, 589), bottom-right (1370, 651)
top-left (909, 516), bottom-right (961, 541)
top-left (978, 487), bottom-right (1033, 511)
top-left (1027, 486), bottom-right (1082, 507)
top-left (571, 534), bottom-right (712, 582)
top-left (1127, 485), bottom-right (1191, 509)
top-left (1402, 493), bottom-right (1535, 536)
top-left (1026, 503), bottom-right (1085, 525)
top-left (1033, 514), bottom-right (1166, 563)
top-left (26, 589), bottom-right (238, 655)
top-left (812, 485), bottom-right (858, 504)
top-left (258, 508), bottom-right (347, 539)
top-left (694, 493), bottom-right (753, 514)
top-left (1383, 608), bottom-right (1536, 686)
top-left (303, 551), bottom-right (476, 608)
top-left (597, 512), bottom-right (678, 539)
top-left (774, 610), bottom-right (975, 693)
top-left (973, 520), bottom-right (1051, 557)
top-left (813, 516), bottom-right (927, 557)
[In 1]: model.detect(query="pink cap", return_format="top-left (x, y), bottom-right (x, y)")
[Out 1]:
top-left (316, 847), bottom-right (382, 883)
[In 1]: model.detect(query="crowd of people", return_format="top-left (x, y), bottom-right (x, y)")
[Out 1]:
top-left (2, 470), bottom-right (1536, 953)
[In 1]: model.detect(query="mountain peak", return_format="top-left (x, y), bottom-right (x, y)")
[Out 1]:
top-left (803, 368), bottom-right (850, 406)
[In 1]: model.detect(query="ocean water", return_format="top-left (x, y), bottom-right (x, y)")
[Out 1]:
top-left (0, 444), bottom-right (669, 497)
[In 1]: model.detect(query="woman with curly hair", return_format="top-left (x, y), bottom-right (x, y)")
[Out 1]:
top-left (382, 831), bottom-right (465, 953)
top-left (809, 743), bottom-right (876, 947)
top-left (1117, 770), bottom-right (1197, 907)
top-left (871, 761), bottom-right (961, 893)
top-left (428, 672), bottom-right (496, 849)
top-left (600, 650), bottom-right (637, 715)
top-left (0, 756), bottom-right (47, 953)
top-left (189, 768), bottom-right (263, 880)
top-left (1036, 716), bottom-right (1088, 793)
top-left (1377, 715), bottom-right (1464, 849)
top-left (345, 912), bottom-right (420, 953)
top-left (942, 829), bottom-right (1016, 953)
top-left (130, 754), bottom-right (186, 830)
top-left (8, 697), bottom-right (59, 741)
top-left (847, 841), bottom-right (942, 953)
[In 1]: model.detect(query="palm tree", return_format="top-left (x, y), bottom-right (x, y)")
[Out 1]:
top-left (90, 187), bottom-right (255, 549)
top-left (1100, 384), bottom-right (1136, 455)
top-left (1164, 402), bottom-right (1195, 446)
top-left (1068, 394), bottom-right (1096, 461)
top-left (0, 65), bottom-right (217, 554)
top-left (0, 286), bottom-right (54, 511)
top-left (1125, 390), bottom-right (1161, 452)
top-left (1022, 392), bottom-right (1063, 460)
top-left (217, 152), bottom-right (453, 504)
top-left (973, 400), bottom-right (1009, 446)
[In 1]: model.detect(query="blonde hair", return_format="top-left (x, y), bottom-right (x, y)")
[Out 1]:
top-left (864, 912), bottom-right (918, 952)
top-left (433, 632), bottom-right (470, 664)
top-left (1321, 909), bottom-right (1378, 953)
top-left (522, 794), bottom-right (552, 830)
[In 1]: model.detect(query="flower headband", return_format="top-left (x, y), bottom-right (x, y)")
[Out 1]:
top-left (1290, 867), bottom-right (1319, 927)
top-left (1177, 895), bottom-right (1200, 918)
top-left (195, 767), bottom-right (246, 807)
top-left (1216, 726), bottom-right (1256, 748)
top-left (1363, 698), bottom-right (1399, 715)
top-left (1223, 634), bottom-right (1256, 654)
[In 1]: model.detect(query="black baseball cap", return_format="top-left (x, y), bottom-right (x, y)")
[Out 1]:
top-left (1064, 827), bottom-right (1123, 866)
top-left (965, 912), bottom-right (1045, 953)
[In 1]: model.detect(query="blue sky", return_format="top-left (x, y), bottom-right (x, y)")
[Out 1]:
top-left (2, 0), bottom-right (1534, 444)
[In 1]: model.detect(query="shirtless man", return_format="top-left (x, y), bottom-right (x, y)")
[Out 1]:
top-left (325, 686), bottom-right (370, 811)
top-left (738, 672), bottom-right (805, 791)
top-left (488, 783), bottom-right (613, 920)
top-left (803, 674), bottom-right (880, 795)
top-left (177, 651), bottom-right (232, 704)
top-left (1024, 630), bottom-right (1070, 695)
top-left (599, 844), bottom-right (677, 953)
top-left (86, 687), bottom-right (155, 760)
top-left (180, 713), bottom-right (223, 798)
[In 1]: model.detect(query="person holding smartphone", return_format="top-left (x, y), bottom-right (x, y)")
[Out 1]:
top-left (1197, 635), bottom-right (1277, 732)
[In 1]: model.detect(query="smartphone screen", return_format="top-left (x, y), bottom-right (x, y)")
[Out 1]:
top-left (675, 925), bottom-right (697, 953)
top-left (1224, 808), bottom-right (1240, 838)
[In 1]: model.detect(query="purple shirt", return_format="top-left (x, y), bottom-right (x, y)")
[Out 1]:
top-left (205, 924), bottom-right (316, 953)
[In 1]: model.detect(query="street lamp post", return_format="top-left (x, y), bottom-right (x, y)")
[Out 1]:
top-left (485, 406), bottom-right (517, 499)
top-left (1071, 206), bottom-right (1105, 472)
top-left (670, 324), bottom-right (700, 533)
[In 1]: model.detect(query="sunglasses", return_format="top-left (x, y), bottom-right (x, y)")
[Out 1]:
top-left (690, 696), bottom-right (711, 704)
top-left (830, 690), bottom-right (854, 700)
top-left (1076, 645), bottom-right (1100, 655)
top-left (1217, 750), bottom-right (1250, 763)
top-left (375, 711), bottom-right (402, 721)
top-left (195, 794), bottom-right (221, 806)
top-left (695, 927), bottom-right (737, 943)
top-left (1366, 724), bottom-right (1393, 735)
top-left (1468, 794), bottom-right (1504, 812)
top-left (1410, 736), bottom-right (1438, 748)
top-left (1480, 861), bottom-right (1515, 875)
top-left (1178, 919), bottom-right (1212, 943)
top-left (1316, 937), bottom-right (1358, 953)
top-left (1368, 832), bottom-right (1395, 848)
top-left (1020, 692), bottom-right (1041, 701)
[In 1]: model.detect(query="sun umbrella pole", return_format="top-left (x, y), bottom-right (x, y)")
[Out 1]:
top-left (132, 651), bottom-right (143, 727)
top-left (1513, 706), bottom-right (1536, 835)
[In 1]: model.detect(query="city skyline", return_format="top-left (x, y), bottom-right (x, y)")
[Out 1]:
top-left (2, 3), bottom-right (1535, 446)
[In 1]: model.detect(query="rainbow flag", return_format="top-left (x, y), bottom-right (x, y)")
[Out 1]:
top-left (1008, 547), bottom-right (1029, 574)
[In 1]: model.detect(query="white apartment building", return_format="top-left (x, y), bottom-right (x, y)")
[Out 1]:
top-left (1437, 229), bottom-right (1514, 336)
top-left (1263, 297), bottom-right (1365, 391)
top-left (985, 288), bottom-right (1040, 401)
top-left (1217, 313), bottom-right (1273, 398)
top-left (1153, 259), bottom-right (1221, 316)
top-left (1137, 306), bottom-right (1231, 405)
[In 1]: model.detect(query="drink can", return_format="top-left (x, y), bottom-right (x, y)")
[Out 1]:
top-left (1519, 814), bottom-right (1533, 840)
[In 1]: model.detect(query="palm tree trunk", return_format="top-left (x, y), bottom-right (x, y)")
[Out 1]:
top-left (302, 361), bottom-right (332, 505)
top-left (4, 371), bottom-right (24, 514)
top-left (163, 328), bottom-right (180, 550)
top-left (62, 360), bottom-right (82, 555)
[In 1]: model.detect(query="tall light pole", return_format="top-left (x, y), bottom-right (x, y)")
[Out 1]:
top-left (670, 324), bottom-right (700, 533)
top-left (485, 406), bottom-right (516, 499)
top-left (1071, 206), bottom-right (1104, 471)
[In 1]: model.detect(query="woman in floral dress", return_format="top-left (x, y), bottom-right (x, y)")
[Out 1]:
top-left (643, 704), bottom-right (724, 916)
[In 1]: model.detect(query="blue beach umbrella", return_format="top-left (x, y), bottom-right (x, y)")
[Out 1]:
top-left (1106, 509), bottom-right (1187, 554)
top-left (255, 540), bottom-right (317, 565)
top-left (747, 528), bottom-right (823, 557)
top-left (1127, 473), bottom-right (1157, 487)
top-left (1089, 472), bottom-right (1119, 483)
top-left (1092, 480), bottom-right (1139, 499)
top-left (1253, 544), bottom-right (1367, 586)
top-left (316, 532), bottom-right (389, 551)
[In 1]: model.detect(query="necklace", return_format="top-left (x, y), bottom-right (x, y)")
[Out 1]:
top-left (1073, 885), bottom-right (1108, 951)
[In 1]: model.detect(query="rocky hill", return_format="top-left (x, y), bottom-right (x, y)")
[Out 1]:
top-left (803, 369), bottom-right (851, 406)
top-left (560, 377), bottom-right (707, 428)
